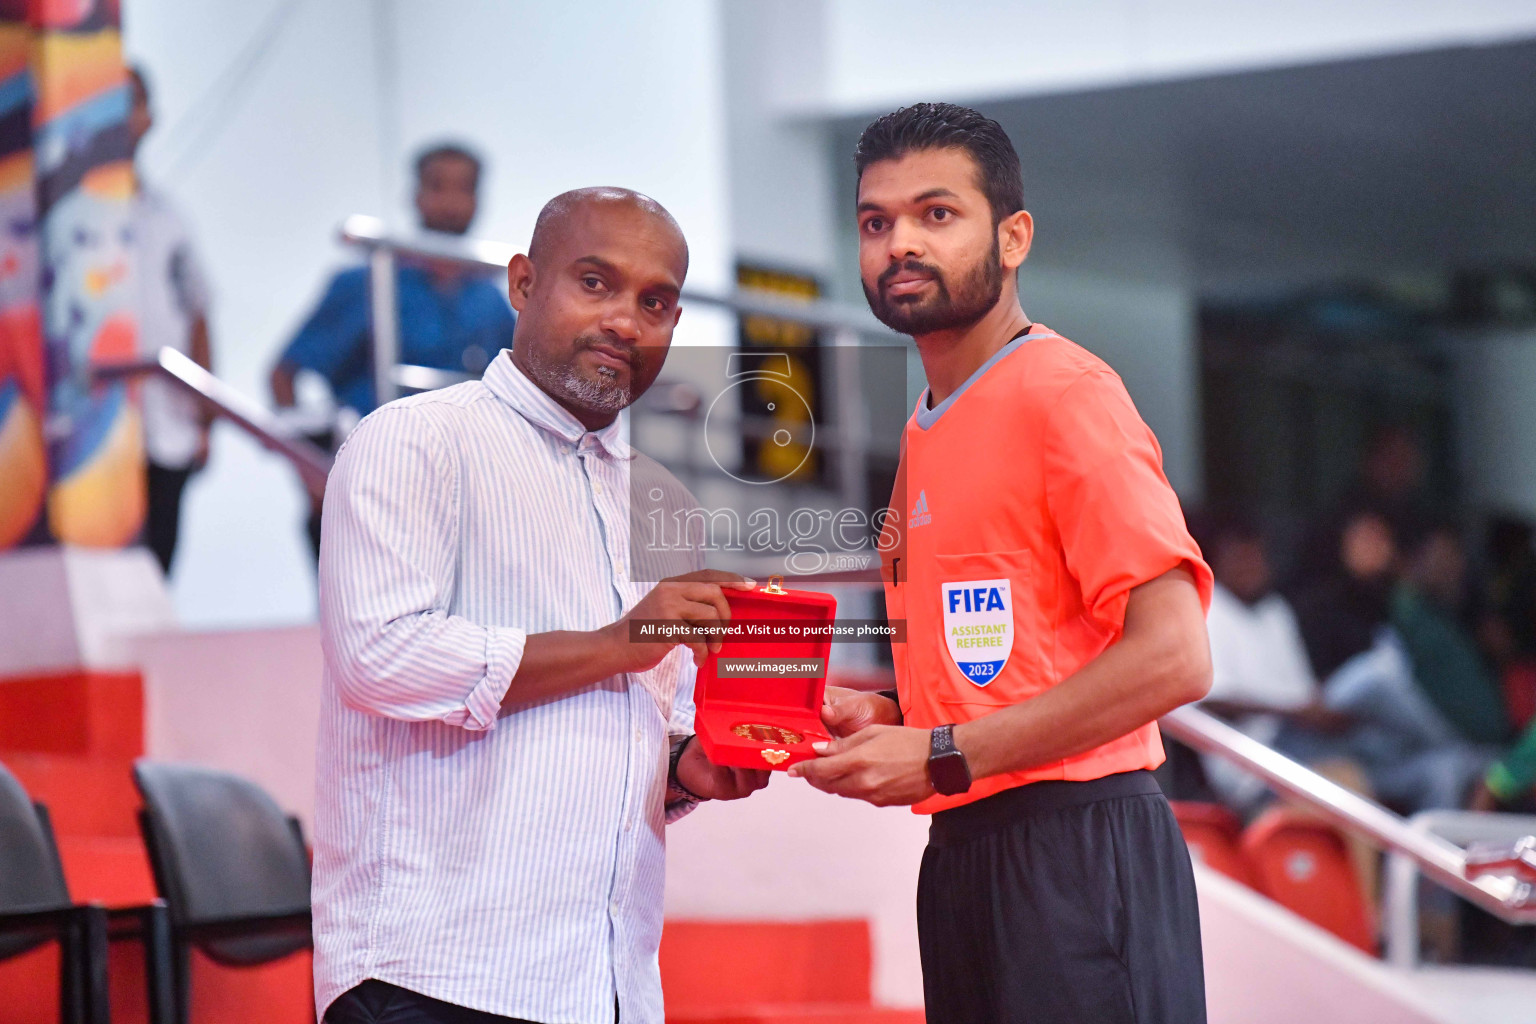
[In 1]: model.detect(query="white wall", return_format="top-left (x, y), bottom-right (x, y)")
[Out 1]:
top-left (810, 0), bottom-right (1536, 116)
top-left (720, 0), bottom-right (839, 278)
top-left (126, 0), bottom-right (735, 629)
top-left (386, 0), bottom-right (734, 296)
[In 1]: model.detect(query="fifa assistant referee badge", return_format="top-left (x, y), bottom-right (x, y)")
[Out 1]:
top-left (928, 724), bottom-right (972, 796)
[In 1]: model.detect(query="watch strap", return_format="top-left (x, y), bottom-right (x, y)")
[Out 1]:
top-left (927, 724), bottom-right (972, 795)
top-left (667, 734), bottom-right (707, 804)
top-left (931, 723), bottom-right (957, 757)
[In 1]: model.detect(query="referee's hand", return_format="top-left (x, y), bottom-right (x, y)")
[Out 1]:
top-left (788, 725), bottom-right (935, 807)
top-left (821, 686), bottom-right (901, 737)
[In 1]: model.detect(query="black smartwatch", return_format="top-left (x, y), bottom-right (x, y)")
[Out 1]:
top-left (928, 724), bottom-right (972, 796)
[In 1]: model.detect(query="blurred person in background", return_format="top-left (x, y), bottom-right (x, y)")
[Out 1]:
top-left (1296, 422), bottom-right (1435, 588)
top-left (1352, 423), bottom-right (1433, 534)
top-left (312, 187), bottom-right (768, 1024)
top-left (1473, 515), bottom-right (1536, 811)
top-left (1390, 518), bottom-right (1511, 754)
top-left (129, 67), bottom-right (215, 575)
top-left (270, 141), bottom-right (517, 558)
top-left (1292, 508), bottom-right (1400, 681)
top-left (1480, 516), bottom-right (1536, 719)
top-left (1283, 512), bottom-right (1499, 814)
top-left (1192, 509), bottom-right (1353, 812)
top-left (1475, 718), bottom-right (1536, 812)
top-left (1485, 516), bottom-right (1536, 661)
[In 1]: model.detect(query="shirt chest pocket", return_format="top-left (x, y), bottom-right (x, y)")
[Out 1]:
top-left (911, 548), bottom-right (1050, 709)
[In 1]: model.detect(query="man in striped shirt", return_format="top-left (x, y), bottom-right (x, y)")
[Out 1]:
top-left (314, 188), bottom-right (768, 1024)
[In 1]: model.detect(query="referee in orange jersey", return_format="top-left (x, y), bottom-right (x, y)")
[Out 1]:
top-left (790, 103), bottom-right (1214, 1023)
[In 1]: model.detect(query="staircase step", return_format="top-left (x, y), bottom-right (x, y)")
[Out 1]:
top-left (667, 1008), bottom-right (925, 1024)
top-left (661, 920), bottom-right (872, 1012)
top-left (0, 670), bottom-right (143, 758)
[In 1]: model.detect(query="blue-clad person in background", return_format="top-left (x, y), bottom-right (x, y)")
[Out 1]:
top-left (270, 141), bottom-right (517, 558)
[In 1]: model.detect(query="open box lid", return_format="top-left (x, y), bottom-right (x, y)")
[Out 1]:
top-left (695, 578), bottom-right (838, 717)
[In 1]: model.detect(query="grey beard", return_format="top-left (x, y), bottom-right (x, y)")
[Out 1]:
top-left (523, 348), bottom-right (632, 414)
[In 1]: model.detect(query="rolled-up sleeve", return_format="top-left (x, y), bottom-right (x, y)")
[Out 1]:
top-left (319, 405), bottom-right (526, 729)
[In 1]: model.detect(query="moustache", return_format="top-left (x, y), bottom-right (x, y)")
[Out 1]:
top-left (878, 259), bottom-right (944, 290)
top-left (573, 335), bottom-right (637, 366)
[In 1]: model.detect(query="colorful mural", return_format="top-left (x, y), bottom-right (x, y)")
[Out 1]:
top-left (33, 0), bottom-right (142, 547)
top-left (0, 16), bottom-right (44, 548)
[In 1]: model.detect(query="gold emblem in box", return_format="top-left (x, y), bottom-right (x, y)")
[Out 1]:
top-left (733, 723), bottom-right (803, 746)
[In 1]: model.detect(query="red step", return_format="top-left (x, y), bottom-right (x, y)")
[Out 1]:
top-left (661, 920), bottom-right (873, 1012)
top-left (0, 671), bottom-right (143, 758)
top-left (669, 1010), bottom-right (925, 1024)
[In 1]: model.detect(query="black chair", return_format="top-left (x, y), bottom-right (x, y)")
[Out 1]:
top-left (0, 760), bottom-right (116, 1023)
top-left (132, 761), bottom-right (313, 1024)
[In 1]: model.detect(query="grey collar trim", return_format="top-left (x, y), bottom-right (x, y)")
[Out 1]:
top-left (914, 331), bottom-right (1056, 431)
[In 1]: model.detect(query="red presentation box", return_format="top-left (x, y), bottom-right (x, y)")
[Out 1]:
top-left (694, 579), bottom-right (838, 771)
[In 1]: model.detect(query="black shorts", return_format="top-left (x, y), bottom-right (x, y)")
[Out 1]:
top-left (917, 770), bottom-right (1205, 1024)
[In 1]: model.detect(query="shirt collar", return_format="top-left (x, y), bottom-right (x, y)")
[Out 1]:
top-left (482, 350), bottom-right (634, 459)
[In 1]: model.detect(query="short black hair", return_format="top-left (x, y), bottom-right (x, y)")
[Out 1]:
top-left (855, 102), bottom-right (1023, 225)
top-left (414, 142), bottom-right (482, 187)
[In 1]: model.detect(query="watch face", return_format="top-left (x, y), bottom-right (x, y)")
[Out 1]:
top-left (929, 752), bottom-right (971, 796)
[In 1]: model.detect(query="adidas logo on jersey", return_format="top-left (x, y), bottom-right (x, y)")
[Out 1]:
top-left (909, 490), bottom-right (932, 528)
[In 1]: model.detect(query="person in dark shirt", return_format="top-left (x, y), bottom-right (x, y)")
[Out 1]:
top-left (1391, 520), bottom-right (1510, 748)
top-left (1296, 423), bottom-right (1436, 589)
top-left (1292, 507), bottom-right (1399, 680)
top-left (270, 142), bottom-right (517, 557)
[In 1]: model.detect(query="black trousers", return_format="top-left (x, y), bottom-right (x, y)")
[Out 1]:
top-left (145, 461), bottom-right (195, 574)
top-left (324, 980), bottom-right (538, 1024)
top-left (917, 771), bottom-right (1206, 1024)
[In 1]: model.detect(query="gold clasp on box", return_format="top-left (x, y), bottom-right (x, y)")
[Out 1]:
top-left (763, 575), bottom-right (787, 595)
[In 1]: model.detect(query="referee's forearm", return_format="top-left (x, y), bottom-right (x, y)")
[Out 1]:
top-left (956, 658), bottom-right (1196, 779)
top-left (955, 568), bottom-right (1210, 779)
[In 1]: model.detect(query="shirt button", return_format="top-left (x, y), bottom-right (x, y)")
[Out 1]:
top-left (594, 481), bottom-right (603, 493)
top-left (634, 729), bottom-right (643, 743)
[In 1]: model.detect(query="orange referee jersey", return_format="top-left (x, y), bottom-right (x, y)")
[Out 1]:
top-left (881, 325), bottom-right (1213, 815)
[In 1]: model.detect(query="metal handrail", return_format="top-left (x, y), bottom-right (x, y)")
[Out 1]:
top-left (93, 348), bottom-right (333, 496)
top-left (1162, 705), bottom-right (1536, 925)
top-left (338, 214), bottom-right (904, 345)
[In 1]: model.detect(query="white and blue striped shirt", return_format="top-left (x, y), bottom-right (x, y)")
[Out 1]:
top-left (312, 350), bottom-right (701, 1023)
